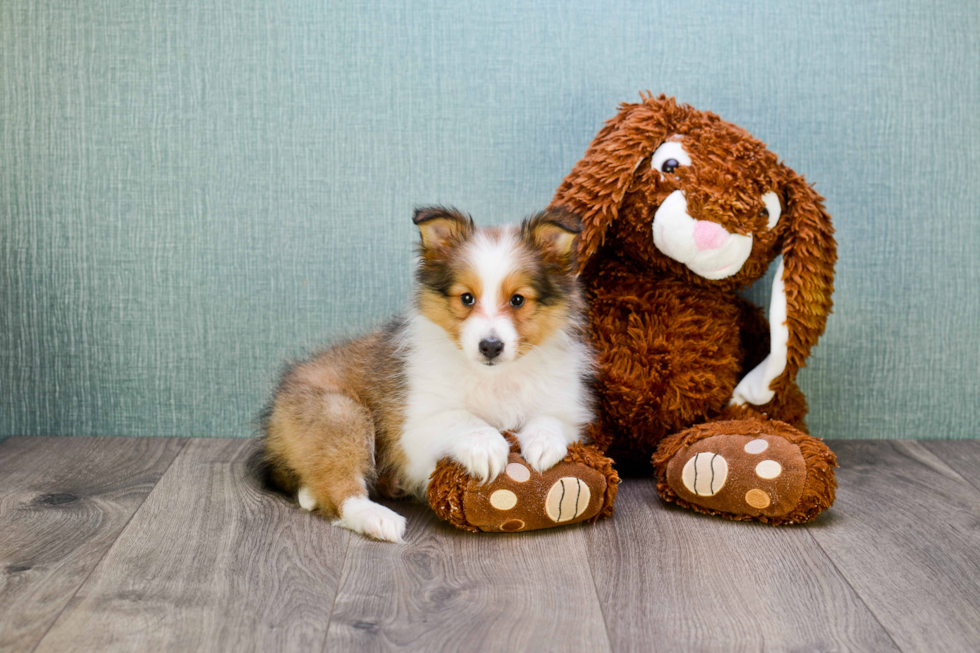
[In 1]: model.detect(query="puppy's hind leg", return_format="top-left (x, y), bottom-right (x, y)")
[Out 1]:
top-left (334, 495), bottom-right (408, 543)
top-left (265, 382), bottom-right (406, 543)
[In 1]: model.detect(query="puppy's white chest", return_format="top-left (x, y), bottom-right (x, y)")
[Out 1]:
top-left (459, 372), bottom-right (537, 431)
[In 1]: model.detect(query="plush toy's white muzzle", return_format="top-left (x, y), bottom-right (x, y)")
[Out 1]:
top-left (651, 191), bottom-right (754, 280)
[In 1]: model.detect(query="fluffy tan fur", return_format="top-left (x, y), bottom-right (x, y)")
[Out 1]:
top-left (264, 324), bottom-right (409, 516)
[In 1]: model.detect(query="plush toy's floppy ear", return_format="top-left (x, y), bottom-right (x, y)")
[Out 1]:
top-left (780, 172), bottom-right (837, 375)
top-left (731, 171), bottom-right (837, 406)
top-left (550, 94), bottom-right (674, 270)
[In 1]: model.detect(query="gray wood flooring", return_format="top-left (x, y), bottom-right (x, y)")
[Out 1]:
top-left (2, 437), bottom-right (979, 652)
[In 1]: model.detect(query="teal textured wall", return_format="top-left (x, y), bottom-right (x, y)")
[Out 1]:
top-left (2, 1), bottom-right (978, 439)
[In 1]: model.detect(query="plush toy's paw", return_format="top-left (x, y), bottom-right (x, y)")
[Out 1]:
top-left (428, 442), bottom-right (619, 533)
top-left (652, 420), bottom-right (837, 525)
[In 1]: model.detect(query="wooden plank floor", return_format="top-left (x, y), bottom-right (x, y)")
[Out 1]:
top-left (2, 437), bottom-right (979, 652)
top-left (0, 437), bottom-right (185, 652)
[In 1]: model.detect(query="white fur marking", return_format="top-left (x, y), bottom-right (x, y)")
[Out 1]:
top-left (335, 496), bottom-right (406, 543)
top-left (297, 486), bottom-right (317, 511)
top-left (460, 231), bottom-right (521, 365)
top-left (731, 259), bottom-right (789, 406)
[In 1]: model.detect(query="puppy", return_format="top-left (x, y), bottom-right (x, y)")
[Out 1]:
top-left (263, 207), bottom-right (593, 542)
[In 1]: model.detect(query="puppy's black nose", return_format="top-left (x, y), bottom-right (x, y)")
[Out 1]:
top-left (479, 337), bottom-right (504, 361)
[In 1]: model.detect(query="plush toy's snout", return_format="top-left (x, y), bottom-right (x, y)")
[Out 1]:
top-left (652, 190), bottom-right (755, 280)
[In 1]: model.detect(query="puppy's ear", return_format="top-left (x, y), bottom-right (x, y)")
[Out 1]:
top-left (521, 208), bottom-right (582, 271)
top-left (550, 92), bottom-right (677, 271)
top-left (413, 206), bottom-right (474, 253)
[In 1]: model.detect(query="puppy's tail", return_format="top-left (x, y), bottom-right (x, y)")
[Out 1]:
top-left (240, 434), bottom-right (301, 500)
top-left (263, 446), bottom-right (302, 495)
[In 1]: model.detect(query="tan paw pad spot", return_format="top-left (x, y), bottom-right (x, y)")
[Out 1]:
top-left (744, 438), bottom-right (769, 454)
top-left (505, 462), bottom-right (531, 482)
top-left (745, 489), bottom-right (771, 509)
top-left (489, 489), bottom-right (518, 510)
top-left (500, 519), bottom-right (525, 532)
top-left (545, 478), bottom-right (591, 523)
top-left (681, 452), bottom-right (728, 496)
top-left (755, 460), bottom-right (782, 479)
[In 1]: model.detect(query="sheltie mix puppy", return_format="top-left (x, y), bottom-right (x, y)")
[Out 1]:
top-left (263, 207), bottom-right (593, 542)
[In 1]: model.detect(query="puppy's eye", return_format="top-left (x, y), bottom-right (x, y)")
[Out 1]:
top-left (760, 208), bottom-right (769, 218)
top-left (650, 140), bottom-right (692, 176)
top-left (460, 293), bottom-right (475, 306)
top-left (509, 294), bottom-right (525, 308)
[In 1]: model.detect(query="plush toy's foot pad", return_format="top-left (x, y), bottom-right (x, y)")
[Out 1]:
top-left (428, 442), bottom-right (619, 533)
top-left (652, 420), bottom-right (837, 525)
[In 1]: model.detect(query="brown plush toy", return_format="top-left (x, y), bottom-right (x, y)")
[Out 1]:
top-left (548, 94), bottom-right (838, 524)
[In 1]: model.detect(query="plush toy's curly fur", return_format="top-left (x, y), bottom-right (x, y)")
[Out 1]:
top-left (549, 94), bottom-right (837, 523)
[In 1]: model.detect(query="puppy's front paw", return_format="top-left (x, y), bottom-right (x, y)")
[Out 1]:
top-left (519, 421), bottom-right (568, 473)
top-left (452, 428), bottom-right (511, 483)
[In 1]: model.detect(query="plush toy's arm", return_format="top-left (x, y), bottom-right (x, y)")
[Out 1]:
top-left (730, 260), bottom-right (788, 406)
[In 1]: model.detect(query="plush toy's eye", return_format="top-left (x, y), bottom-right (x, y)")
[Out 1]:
top-left (509, 294), bottom-right (525, 308)
top-left (650, 140), bottom-right (692, 176)
top-left (761, 191), bottom-right (782, 229)
top-left (461, 292), bottom-right (475, 306)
